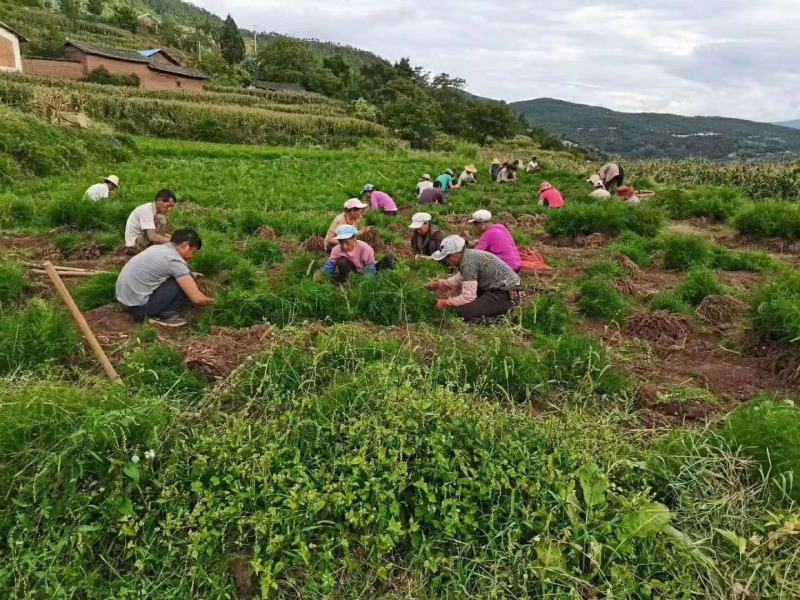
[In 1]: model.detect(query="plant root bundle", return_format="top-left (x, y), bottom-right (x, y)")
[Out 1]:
top-left (626, 310), bottom-right (692, 350)
top-left (301, 235), bottom-right (327, 254)
top-left (695, 294), bottom-right (745, 327)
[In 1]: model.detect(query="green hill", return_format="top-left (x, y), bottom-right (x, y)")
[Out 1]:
top-left (511, 98), bottom-right (800, 161)
top-left (775, 119), bottom-right (800, 130)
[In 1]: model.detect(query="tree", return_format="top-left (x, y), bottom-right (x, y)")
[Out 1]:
top-left (255, 37), bottom-right (314, 83)
top-left (380, 79), bottom-right (441, 149)
top-left (60, 0), bottom-right (81, 20)
top-left (219, 14), bottom-right (245, 66)
top-left (465, 100), bottom-right (519, 144)
top-left (322, 55), bottom-right (351, 85)
top-left (86, 0), bottom-right (103, 17)
top-left (430, 72), bottom-right (466, 90)
top-left (112, 4), bottom-right (138, 32)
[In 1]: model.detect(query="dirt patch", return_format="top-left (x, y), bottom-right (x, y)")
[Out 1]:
top-left (301, 235), bottom-right (327, 254)
top-left (517, 214), bottom-right (548, 228)
top-left (181, 324), bottom-right (277, 380)
top-left (230, 551), bottom-right (258, 600)
top-left (626, 310), bottom-right (692, 349)
top-left (696, 295), bottom-right (745, 327)
top-left (717, 271), bottom-right (763, 292)
top-left (542, 233), bottom-right (609, 249)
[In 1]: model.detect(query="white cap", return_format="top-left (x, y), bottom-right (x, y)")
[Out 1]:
top-left (468, 209), bottom-right (492, 224)
top-left (334, 224), bottom-right (359, 240)
top-left (344, 198), bottom-right (368, 210)
top-left (409, 212), bottom-right (432, 229)
top-left (431, 235), bottom-right (466, 261)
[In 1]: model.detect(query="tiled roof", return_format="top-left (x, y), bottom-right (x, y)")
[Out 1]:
top-left (66, 40), bottom-right (208, 80)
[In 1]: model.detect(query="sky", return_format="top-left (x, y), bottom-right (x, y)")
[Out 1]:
top-left (192, 0), bottom-right (800, 123)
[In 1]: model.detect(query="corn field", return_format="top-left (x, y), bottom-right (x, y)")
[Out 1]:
top-left (631, 159), bottom-right (800, 200)
top-left (0, 76), bottom-right (388, 147)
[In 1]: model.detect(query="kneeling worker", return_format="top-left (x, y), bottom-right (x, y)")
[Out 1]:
top-left (320, 225), bottom-right (395, 284)
top-left (115, 228), bottom-right (213, 327)
top-left (84, 175), bottom-right (119, 201)
top-left (427, 235), bottom-right (523, 322)
top-left (409, 212), bottom-right (445, 258)
top-left (124, 189), bottom-right (177, 254)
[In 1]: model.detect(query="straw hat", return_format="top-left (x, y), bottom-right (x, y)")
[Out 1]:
top-left (421, 173), bottom-right (431, 181)
top-left (104, 175), bottom-right (120, 187)
top-left (491, 158), bottom-right (501, 165)
top-left (465, 164), bottom-right (477, 173)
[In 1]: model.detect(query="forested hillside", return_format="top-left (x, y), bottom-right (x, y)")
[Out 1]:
top-left (512, 98), bottom-right (800, 161)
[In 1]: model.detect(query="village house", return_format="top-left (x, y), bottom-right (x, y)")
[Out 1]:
top-left (0, 21), bottom-right (27, 73)
top-left (23, 40), bottom-right (208, 90)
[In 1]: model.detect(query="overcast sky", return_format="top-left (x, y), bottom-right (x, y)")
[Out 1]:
top-left (193, 0), bottom-right (800, 123)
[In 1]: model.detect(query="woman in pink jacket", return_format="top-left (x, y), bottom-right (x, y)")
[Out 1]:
top-left (538, 182), bottom-right (565, 209)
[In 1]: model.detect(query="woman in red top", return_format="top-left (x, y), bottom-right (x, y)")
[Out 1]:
top-left (538, 182), bottom-right (565, 209)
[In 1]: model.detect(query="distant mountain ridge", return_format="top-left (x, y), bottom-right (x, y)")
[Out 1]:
top-left (775, 119), bottom-right (800, 130)
top-left (510, 98), bottom-right (800, 161)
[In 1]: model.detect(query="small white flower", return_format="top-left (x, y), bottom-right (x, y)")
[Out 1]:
top-left (144, 450), bottom-right (156, 460)
top-left (131, 454), bottom-right (140, 463)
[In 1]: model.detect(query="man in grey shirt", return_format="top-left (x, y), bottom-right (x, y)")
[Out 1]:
top-left (116, 229), bottom-right (214, 327)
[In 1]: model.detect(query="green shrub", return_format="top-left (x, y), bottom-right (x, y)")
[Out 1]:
top-left (71, 271), bottom-right (119, 311)
top-left (0, 261), bottom-right (27, 310)
top-left (579, 277), bottom-right (630, 323)
top-left (662, 234), bottom-right (713, 270)
top-left (750, 275), bottom-right (800, 344)
top-left (227, 261), bottom-right (261, 290)
top-left (650, 290), bottom-right (692, 314)
top-left (0, 300), bottom-right (81, 374)
top-left (520, 294), bottom-right (571, 335)
top-left (734, 202), bottom-right (800, 240)
top-left (723, 398), bottom-right (800, 502)
top-left (546, 202), bottom-right (665, 238)
top-left (655, 187), bottom-right (745, 221)
top-left (121, 344), bottom-right (208, 401)
top-left (677, 267), bottom-right (728, 307)
top-left (349, 269), bottom-right (436, 325)
top-left (243, 238), bottom-right (283, 267)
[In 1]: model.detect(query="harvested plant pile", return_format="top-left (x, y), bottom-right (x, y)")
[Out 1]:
top-left (695, 294), bottom-right (745, 327)
top-left (626, 310), bottom-right (692, 349)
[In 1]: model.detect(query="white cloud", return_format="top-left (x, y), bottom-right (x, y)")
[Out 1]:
top-left (191, 0), bottom-right (800, 122)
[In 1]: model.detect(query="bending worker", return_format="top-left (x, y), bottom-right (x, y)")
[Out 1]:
top-left (427, 235), bottom-right (524, 323)
top-left (362, 184), bottom-right (398, 216)
top-left (469, 209), bottom-right (521, 272)
top-left (320, 225), bottom-right (395, 284)
top-left (409, 212), bottom-right (446, 258)
top-left (84, 175), bottom-right (119, 201)
top-left (115, 228), bottom-right (213, 328)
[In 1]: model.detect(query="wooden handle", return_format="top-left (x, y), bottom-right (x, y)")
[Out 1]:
top-left (43, 261), bottom-right (121, 382)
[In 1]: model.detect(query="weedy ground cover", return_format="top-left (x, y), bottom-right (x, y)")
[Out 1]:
top-left (654, 186), bottom-right (746, 222)
top-left (750, 274), bottom-right (800, 344)
top-left (546, 202), bottom-right (666, 238)
top-left (734, 201), bottom-right (800, 240)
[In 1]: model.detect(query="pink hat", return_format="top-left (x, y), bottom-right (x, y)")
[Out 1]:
top-left (539, 181), bottom-right (554, 193)
top-left (616, 186), bottom-right (636, 199)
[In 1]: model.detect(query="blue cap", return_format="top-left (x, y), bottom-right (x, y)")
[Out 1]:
top-left (334, 224), bottom-right (359, 240)
top-left (361, 183), bottom-right (375, 194)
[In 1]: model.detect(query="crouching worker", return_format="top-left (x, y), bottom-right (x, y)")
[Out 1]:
top-left (409, 212), bottom-right (445, 258)
top-left (124, 189), bottom-right (177, 254)
top-left (115, 228), bottom-right (213, 328)
top-left (427, 235), bottom-right (524, 323)
top-left (319, 225), bottom-right (395, 284)
top-left (469, 209), bottom-right (521, 272)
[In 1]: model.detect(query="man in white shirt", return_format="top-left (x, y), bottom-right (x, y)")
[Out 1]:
top-left (589, 180), bottom-right (611, 200)
top-left (416, 174), bottom-right (433, 198)
top-left (116, 228), bottom-right (214, 327)
top-left (124, 189), bottom-right (176, 254)
top-left (83, 175), bottom-right (119, 201)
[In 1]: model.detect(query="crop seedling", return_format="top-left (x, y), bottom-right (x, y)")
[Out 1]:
top-left (662, 234), bottom-right (713, 270)
top-left (750, 274), bottom-right (800, 344)
top-left (0, 261), bottom-right (27, 310)
top-left (121, 343), bottom-right (208, 401)
top-left (243, 238), bottom-right (283, 267)
top-left (650, 290), bottom-right (693, 314)
top-left (71, 271), bottom-right (119, 310)
top-left (579, 276), bottom-right (630, 323)
top-left (520, 293), bottom-right (572, 335)
top-left (677, 267), bottom-right (728, 307)
top-left (0, 300), bottom-right (80, 374)
top-left (655, 186), bottom-right (745, 221)
top-left (349, 268), bottom-right (436, 325)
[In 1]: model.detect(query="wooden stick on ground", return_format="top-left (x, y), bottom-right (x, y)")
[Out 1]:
top-left (32, 269), bottom-right (109, 277)
top-left (42, 261), bottom-right (121, 382)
